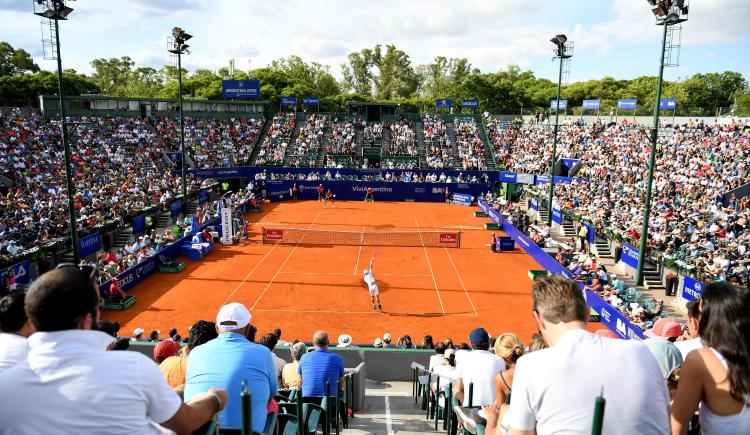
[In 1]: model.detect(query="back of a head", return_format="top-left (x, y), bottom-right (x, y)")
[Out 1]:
top-left (187, 320), bottom-right (218, 350)
top-left (273, 328), bottom-right (282, 339)
top-left (313, 330), bottom-right (329, 348)
top-left (698, 281), bottom-right (750, 401)
top-left (532, 275), bottom-right (587, 324)
top-left (528, 333), bottom-right (548, 352)
top-left (435, 342), bottom-right (446, 355)
top-left (0, 293), bottom-right (27, 333)
top-left (290, 342), bottom-right (307, 361)
top-left (25, 268), bottom-right (99, 332)
top-left (258, 333), bottom-right (278, 351)
top-left (494, 332), bottom-right (525, 364)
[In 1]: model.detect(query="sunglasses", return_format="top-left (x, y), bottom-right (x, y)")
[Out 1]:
top-left (55, 263), bottom-right (100, 323)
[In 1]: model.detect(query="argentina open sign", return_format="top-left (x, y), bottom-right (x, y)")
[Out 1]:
top-left (221, 80), bottom-right (261, 99)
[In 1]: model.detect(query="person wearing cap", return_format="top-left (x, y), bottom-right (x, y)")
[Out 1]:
top-left (281, 342), bottom-right (306, 389)
top-left (0, 293), bottom-right (34, 372)
top-left (485, 275), bottom-right (669, 435)
top-left (154, 340), bottom-right (180, 364)
top-left (453, 326), bottom-right (505, 412)
top-left (644, 339), bottom-right (683, 400)
top-left (373, 338), bottom-right (384, 348)
top-left (382, 332), bottom-right (394, 348)
top-left (431, 348), bottom-right (457, 395)
top-left (131, 327), bottom-right (147, 342)
top-left (298, 330), bottom-right (345, 397)
top-left (184, 302), bottom-right (277, 433)
top-left (337, 333), bottom-right (355, 348)
top-left (0, 266), bottom-right (226, 434)
top-left (108, 277), bottom-right (126, 301)
top-left (644, 317), bottom-right (683, 342)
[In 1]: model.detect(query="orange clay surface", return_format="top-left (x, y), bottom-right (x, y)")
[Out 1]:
top-left (103, 200), bottom-right (552, 345)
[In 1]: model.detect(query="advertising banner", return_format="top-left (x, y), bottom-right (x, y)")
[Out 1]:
top-left (582, 99), bottom-right (600, 110)
top-left (516, 173), bottom-right (535, 185)
top-left (450, 192), bottom-right (474, 206)
top-left (264, 228), bottom-right (284, 241)
top-left (170, 200), bottom-right (182, 217)
top-left (0, 261), bottom-right (31, 286)
top-left (439, 233), bottom-right (458, 244)
top-left (220, 206), bottom-right (233, 245)
top-left (551, 203), bottom-right (563, 225)
top-left (682, 275), bottom-right (704, 301)
top-left (221, 80), bottom-right (261, 99)
top-left (461, 99), bottom-right (479, 108)
top-left (281, 96), bottom-right (297, 106)
top-left (530, 197), bottom-right (539, 211)
top-left (659, 98), bottom-right (677, 110)
top-left (585, 290), bottom-right (645, 339)
top-left (621, 243), bottom-right (640, 269)
top-left (436, 99), bottom-right (453, 108)
top-left (499, 171), bottom-right (517, 183)
top-left (79, 232), bottom-right (101, 258)
top-left (198, 189), bottom-right (209, 205)
top-left (617, 99), bottom-right (637, 110)
top-left (550, 99), bottom-right (568, 110)
top-left (132, 215), bottom-right (146, 234)
top-left (265, 180), bottom-right (489, 203)
top-left (303, 96), bottom-right (319, 105)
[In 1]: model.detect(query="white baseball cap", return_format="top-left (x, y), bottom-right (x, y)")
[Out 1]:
top-left (383, 332), bottom-right (392, 341)
top-left (133, 328), bottom-right (144, 336)
top-left (216, 302), bottom-right (252, 331)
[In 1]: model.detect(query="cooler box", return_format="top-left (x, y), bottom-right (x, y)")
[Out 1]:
top-left (102, 295), bottom-right (136, 311)
top-left (528, 270), bottom-right (550, 281)
top-left (181, 243), bottom-right (206, 261)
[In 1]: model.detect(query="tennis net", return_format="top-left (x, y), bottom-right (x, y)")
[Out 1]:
top-left (261, 227), bottom-right (461, 248)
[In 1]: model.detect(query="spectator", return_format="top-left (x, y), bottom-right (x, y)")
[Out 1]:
top-left (382, 332), bottom-right (394, 348)
top-left (670, 282), bottom-right (750, 434)
top-left (337, 333), bottom-right (354, 348)
top-left (373, 338), bottom-right (383, 348)
top-left (96, 320), bottom-right (120, 337)
top-left (674, 299), bottom-right (703, 360)
top-left (644, 339), bottom-right (683, 400)
top-left (493, 333), bottom-right (525, 407)
top-left (299, 330), bottom-right (345, 397)
top-left (112, 337), bottom-right (130, 351)
top-left (399, 335), bottom-right (415, 349)
top-left (273, 327), bottom-right (292, 347)
top-left (0, 266), bottom-right (226, 434)
top-left (168, 327), bottom-right (178, 340)
top-left (131, 327), bottom-right (147, 342)
top-left (153, 339), bottom-right (180, 364)
top-left (149, 330), bottom-right (160, 342)
top-left (421, 334), bottom-right (435, 349)
top-left (487, 275), bottom-right (669, 434)
top-left (282, 342), bottom-right (306, 389)
top-left (429, 341), bottom-right (447, 371)
top-left (159, 320), bottom-right (217, 389)
top-left (184, 303), bottom-right (277, 432)
top-left (0, 293), bottom-right (34, 371)
top-left (645, 317), bottom-right (683, 342)
top-left (453, 327), bottom-right (505, 410)
top-left (258, 332), bottom-right (286, 380)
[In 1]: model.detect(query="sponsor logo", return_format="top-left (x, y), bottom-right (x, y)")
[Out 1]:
top-left (265, 229), bottom-right (284, 240)
top-left (270, 190), bottom-right (287, 197)
top-left (600, 307), bottom-right (611, 323)
top-left (135, 260), bottom-right (156, 278)
top-left (627, 328), bottom-right (642, 340)
top-left (439, 233), bottom-right (458, 243)
top-left (616, 318), bottom-right (626, 336)
top-left (352, 186), bottom-right (392, 193)
top-left (414, 188), bottom-right (426, 194)
top-left (119, 273), bottom-right (134, 288)
top-left (684, 287), bottom-right (701, 299)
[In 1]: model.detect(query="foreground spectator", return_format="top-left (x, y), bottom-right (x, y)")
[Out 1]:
top-left (453, 327), bottom-right (505, 425)
top-left (487, 275), bottom-right (669, 434)
top-left (674, 299), bottom-right (703, 361)
top-left (429, 341), bottom-right (447, 371)
top-left (299, 330), bottom-right (345, 397)
top-left (153, 339), bottom-right (180, 364)
top-left (493, 333), bottom-right (525, 407)
top-left (0, 293), bottom-right (34, 371)
top-left (282, 342), bottom-right (306, 389)
top-left (670, 282), bottom-right (750, 434)
top-left (0, 266), bottom-right (226, 434)
top-left (159, 320), bottom-right (218, 389)
top-left (185, 302), bottom-right (277, 432)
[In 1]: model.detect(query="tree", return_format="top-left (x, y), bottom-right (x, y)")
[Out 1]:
top-left (90, 56), bottom-right (134, 96)
top-left (0, 42), bottom-right (40, 76)
top-left (269, 55), bottom-right (340, 97)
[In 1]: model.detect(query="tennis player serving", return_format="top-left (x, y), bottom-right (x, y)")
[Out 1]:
top-left (363, 254), bottom-right (382, 310)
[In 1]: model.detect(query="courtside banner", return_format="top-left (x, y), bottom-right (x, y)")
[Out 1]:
top-left (199, 189), bottom-right (209, 205)
top-left (582, 99), bottom-right (600, 110)
top-left (682, 275), bottom-right (704, 301)
top-left (303, 96), bottom-right (319, 106)
top-left (450, 192), bottom-right (473, 206)
top-left (461, 99), bottom-right (479, 108)
top-left (264, 228), bottom-right (284, 241)
top-left (265, 180), bottom-right (489, 203)
top-left (171, 200), bottom-right (182, 217)
top-left (79, 232), bottom-right (101, 258)
top-left (222, 80), bottom-right (260, 99)
top-left (660, 98), bottom-right (677, 110)
top-left (439, 233), bottom-right (458, 244)
top-left (499, 171), bottom-right (517, 183)
top-left (550, 99), bottom-right (568, 110)
top-left (530, 197), bottom-right (539, 211)
top-left (487, 208), bottom-right (504, 226)
top-left (551, 203), bottom-right (563, 225)
top-left (478, 198), bottom-right (490, 214)
top-left (0, 260), bottom-right (31, 285)
top-left (189, 166), bottom-right (496, 182)
top-left (585, 290), bottom-right (645, 339)
top-left (617, 99), bottom-right (637, 110)
top-left (436, 99), bottom-right (453, 108)
top-left (132, 215), bottom-right (146, 234)
top-left (621, 243), bottom-right (639, 269)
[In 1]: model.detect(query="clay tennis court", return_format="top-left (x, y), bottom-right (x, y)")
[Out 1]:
top-left (102, 200), bottom-right (542, 344)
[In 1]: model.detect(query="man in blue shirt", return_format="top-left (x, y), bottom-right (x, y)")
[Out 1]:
top-left (298, 330), bottom-right (345, 397)
top-left (184, 303), bottom-right (277, 432)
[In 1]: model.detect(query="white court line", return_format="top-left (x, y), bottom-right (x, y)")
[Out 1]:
top-left (414, 215), bottom-right (445, 314)
top-left (354, 225), bottom-right (365, 274)
top-left (253, 308), bottom-right (477, 317)
top-left (250, 210), bottom-right (323, 310)
top-left (277, 271), bottom-right (432, 277)
top-left (430, 215), bottom-right (478, 317)
top-left (385, 396), bottom-right (394, 434)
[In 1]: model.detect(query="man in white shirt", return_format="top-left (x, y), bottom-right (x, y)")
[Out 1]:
top-left (453, 327), bottom-right (505, 407)
top-left (0, 265), bottom-right (227, 435)
top-left (0, 293), bottom-right (34, 372)
top-left (489, 275), bottom-right (669, 435)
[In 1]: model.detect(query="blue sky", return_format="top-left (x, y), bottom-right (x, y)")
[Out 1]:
top-left (1, 0), bottom-right (748, 83)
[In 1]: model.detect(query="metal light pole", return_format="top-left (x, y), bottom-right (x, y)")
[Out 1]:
top-left (635, 0), bottom-right (689, 285)
top-left (168, 27), bottom-right (192, 214)
top-left (547, 34), bottom-right (572, 225)
top-left (34, 0), bottom-right (79, 263)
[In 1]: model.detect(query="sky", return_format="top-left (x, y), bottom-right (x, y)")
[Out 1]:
top-left (1, 0), bottom-right (748, 83)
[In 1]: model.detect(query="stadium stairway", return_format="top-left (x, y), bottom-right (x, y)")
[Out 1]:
top-left (562, 221), bottom-right (577, 238)
top-left (249, 117), bottom-right (272, 163)
top-left (477, 121), bottom-right (497, 170)
top-left (113, 226), bottom-right (134, 249)
top-left (594, 238), bottom-right (613, 259)
top-left (415, 121), bottom-right (427, 169)
top-left (186, 199), bottom-right (199, 216)
top-left (155, 211), bottom-right (172, 229)
top-left (446, 123), bottom-right (460, 168)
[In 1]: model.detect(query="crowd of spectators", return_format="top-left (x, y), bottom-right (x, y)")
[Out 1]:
top-left (386, 119), bottom-right (418, 156)
top-left (453, 117), bottom-right (488, 170)
top-left (255, 169), bottom-right (489, 184)
top-left (326, 118), bottom-right (358, 156)
top-left (381, 158), bottom-right (419, 170)
top-left (253, 113), bottom-right (295, 166)
top-left (422, 114), bottom-right (454, 169)
top-left (363, 122), bottom-right (384, 145)
top-left (285, 114), bottom-right (328, 167)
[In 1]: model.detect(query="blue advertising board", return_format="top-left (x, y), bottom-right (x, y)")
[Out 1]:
top-left (582, 99), bottom-right (600, 110)
top-left (487, 207), bottom-right (504, 227)
top-left (436, 99), bottom-right (453, 108)
top-left (501, 218), bottom-right (572, 279)
top-left (266, 180), bottom-right (489, 203)
top-left (79, 232), bottom-right (101, 258)
top-left (450, 192), bottom-right (474, 206)
top-left (221, 80), bottom-right (261, 99)
top-left (499, 171), bottom-right (517, 183)
top-left (617, 99), bottom-right (637, 110)
top-left (550, 99), bottom-right (568, 110)
top-left (167, 152), bottom-right (182, 164)
top-left (281, 96), bottom-right (297, 106)
top-left (621, 243), bottom-right (639, 269)
top-left (132, 215), bottom-right (146, 234)
top-left (530, 197), bottom-right (539, 211)
top-left (303, 96), bottom-right (319, 105)
top-left (516, 173), bottom-right (535, 185)
top-left (561, 158), bottom-right (580, 171)
top-left (682, 275), bottom-right (704, 301)
top-left (199, 189), bottom-right (209, 205)
top-left (461, 99), bottom-right (479, 108)
top-left (0, 261), bottom-right (31, 286)
top-left (171, 200), bottom-right (182, 217)
top-left (660, 98), bottom-right (677, 110)
top-left (551, 203), bottom-right (563, 225)
top-left (585, 290), bottom-right (645, 339)
top-left (535, 174), bottom-right (550, 185)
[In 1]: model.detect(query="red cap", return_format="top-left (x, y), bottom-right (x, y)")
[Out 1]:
top-left (153, 340), bottom-right (180, 363)
top-left (644, 317), bottom-right (682, 339)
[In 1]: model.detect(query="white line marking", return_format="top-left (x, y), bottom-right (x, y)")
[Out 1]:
top-left (354, 225), bottom-right (365, 274)
top-left (253, 308), bottom-right (477, 317)
top-left (222, 244), bottom-right (279, 305)
top-left (250, 210), bottom-right (323, 310)
top-left (276, 271), bottom-right (432, 277)
top-left (444, 247), bottom-right (478, 317)
top-left (385, 395), bottom-right (394, 435)
top-left (414, 215), bottom-right (445, 314)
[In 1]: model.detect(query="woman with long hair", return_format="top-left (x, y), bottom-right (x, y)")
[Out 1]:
top-left (670, 281), bottom-right (750, 434)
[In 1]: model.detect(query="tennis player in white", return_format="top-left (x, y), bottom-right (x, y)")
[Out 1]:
top-left (363, 255), bottom-right (382, 310)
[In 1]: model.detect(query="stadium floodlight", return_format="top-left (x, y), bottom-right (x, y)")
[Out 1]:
top-left (635, 1), bottom-right (689, 286)
top-left (33, 0), bottom-right (81, 263)
top-left (545, 34), bottom-right (573, 226)
top-left (167, 27), bottom-right (192, 214)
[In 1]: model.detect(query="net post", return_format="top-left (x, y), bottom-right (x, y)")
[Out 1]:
top-left (458, 231), bottom-right (461, 248)
top-left (261, 226), bottom-right (265, 244)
